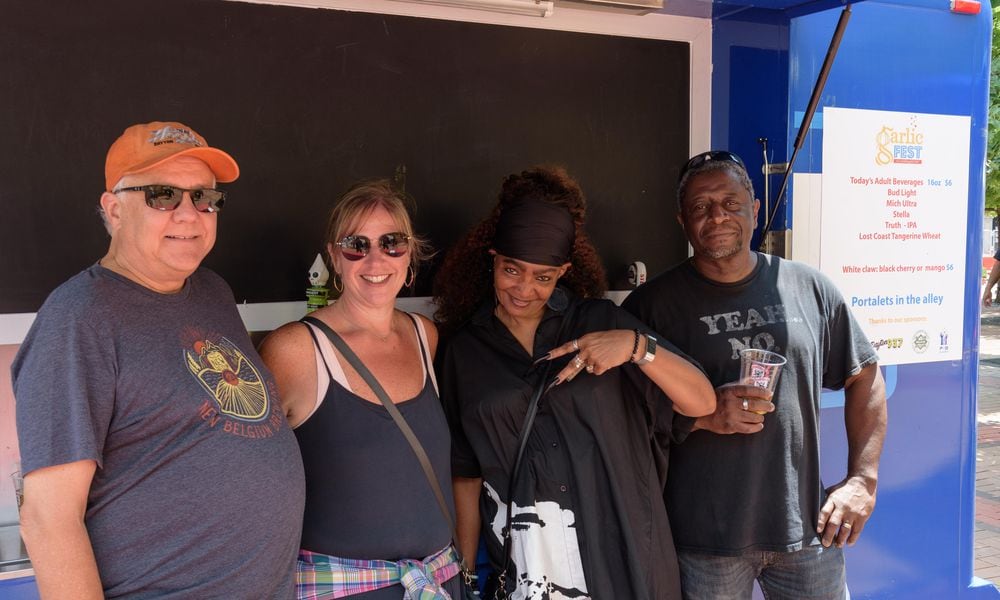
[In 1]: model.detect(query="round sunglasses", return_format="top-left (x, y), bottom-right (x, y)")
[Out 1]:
top-left (336, 232), bottom-right (410, 261)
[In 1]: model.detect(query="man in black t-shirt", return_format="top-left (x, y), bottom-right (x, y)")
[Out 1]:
top-left (623, 151), bottom-right (887, 600)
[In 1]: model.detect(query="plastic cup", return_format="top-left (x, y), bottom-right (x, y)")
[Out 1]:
top-left (739, 348), bottom-right (787, 413)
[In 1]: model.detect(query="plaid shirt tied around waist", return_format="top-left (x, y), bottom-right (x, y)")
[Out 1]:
top-left (296, 545), bottom-right (461, 599)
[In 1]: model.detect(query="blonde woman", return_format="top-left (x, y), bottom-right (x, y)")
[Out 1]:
top-left (261, 180), bottom-right (461, 599)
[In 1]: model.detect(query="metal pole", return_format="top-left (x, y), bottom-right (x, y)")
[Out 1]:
top-left (757, 3), bottom-right (852, 250)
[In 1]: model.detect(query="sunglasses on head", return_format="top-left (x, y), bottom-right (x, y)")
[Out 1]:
top-left (336, 232), bottom-right (410, 261)
top-left (678, 151), bottom-right (746, 182)
top-left (114, 184), bottom-right (226, 213)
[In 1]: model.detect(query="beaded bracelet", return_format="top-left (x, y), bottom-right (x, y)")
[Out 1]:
top-left (629, 328), bottom-right (641, 363)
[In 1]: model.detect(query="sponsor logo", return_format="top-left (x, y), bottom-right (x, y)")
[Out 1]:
top-left (912, 330), bottom-right (929, 353)
top-left (871, 337), bottom-right (903, 352)
top-left (939, 330), bottom-right (950, 353)
top-left (875, 116), bottom-right (923, 166)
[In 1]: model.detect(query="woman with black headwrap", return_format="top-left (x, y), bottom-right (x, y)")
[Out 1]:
top-left (434, 166), bottom-right (715, 599)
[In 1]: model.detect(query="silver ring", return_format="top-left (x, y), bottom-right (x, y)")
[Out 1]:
top-left (572, 339), bottom-right (579, 351)
top-left (586, 364), bottom-right (595, 373)
top-left (742, 399), bottom-right (749, 411)
top-left (841, 522), bottom-right (852, 529)
top-left (572, 356), bottom-right (585, 369)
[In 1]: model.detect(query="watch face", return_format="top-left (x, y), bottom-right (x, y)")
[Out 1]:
top-left (637, 334), bottom-right (656, 365)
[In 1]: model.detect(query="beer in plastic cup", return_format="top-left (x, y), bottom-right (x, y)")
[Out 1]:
top-left (739, 348), bottom-right (786, 414)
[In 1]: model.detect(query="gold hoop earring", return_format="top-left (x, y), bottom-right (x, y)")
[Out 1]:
top-left (332, 273), bottom-right (343, 293)
top-left (405, 265), bottom-right (416, 288)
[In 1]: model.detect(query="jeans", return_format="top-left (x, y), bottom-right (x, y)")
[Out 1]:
top-left (677, 545), bottom-right (848, 600)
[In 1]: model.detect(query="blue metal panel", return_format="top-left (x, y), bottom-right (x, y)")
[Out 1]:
top-left (711, 14), bottom-right (790, 243)
top-left (728, 45), bottom-right (790, 246)
top-left (0, 576), bottom-right (39, 600)
top-left (711, 0), bottom-right (993, 595)
top-left (661, 0), bottom-right (868, 19)
top-left (784, 1), bottom-right (993, 597)
top-left (821, 362), bottom-right (972, 597)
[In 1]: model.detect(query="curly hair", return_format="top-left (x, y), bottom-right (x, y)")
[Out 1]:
top-left (433, 165), bottom-right (607, 332)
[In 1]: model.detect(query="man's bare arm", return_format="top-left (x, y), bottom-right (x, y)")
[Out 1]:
top-left (20, 460), bottom-right (103, 599)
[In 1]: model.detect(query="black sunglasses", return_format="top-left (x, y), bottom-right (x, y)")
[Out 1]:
top-left (114, 185), bottom-right (226, 213)
top-left (336, 232), bottom-right (410, 261)
top-left (678, 151), bottom-right (746, 182)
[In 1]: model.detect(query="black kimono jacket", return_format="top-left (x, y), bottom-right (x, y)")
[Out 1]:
top-left (439, 289), bottom-right (686, 600)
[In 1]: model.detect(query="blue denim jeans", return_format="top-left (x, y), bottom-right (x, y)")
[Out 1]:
top-left (677, 545), bottom-right (848, 600)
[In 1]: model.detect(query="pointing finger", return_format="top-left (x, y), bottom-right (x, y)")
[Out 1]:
top-left (555, 354), bottom-right (587, 385)
top-left (546, 339), bottom-right (580, 360)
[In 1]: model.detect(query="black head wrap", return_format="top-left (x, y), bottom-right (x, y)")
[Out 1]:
top-left (493, 197), bottom-right (574, 266)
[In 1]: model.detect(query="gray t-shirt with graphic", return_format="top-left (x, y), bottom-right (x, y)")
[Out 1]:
top-left (623, 253), bottom-right (877, 555)
top-left (13, 265), bottom-right (305, 598)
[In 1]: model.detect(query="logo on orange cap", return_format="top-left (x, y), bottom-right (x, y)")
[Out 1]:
top-left (104, 121), bottom-right (239, 191)
top-left (148, 125), bottom-right (201, 147)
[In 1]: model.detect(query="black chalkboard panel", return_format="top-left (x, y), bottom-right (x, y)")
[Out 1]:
top-left (0, 0), bottom-right (689, 312)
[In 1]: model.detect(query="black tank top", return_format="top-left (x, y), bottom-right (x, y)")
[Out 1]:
top-left (295, 314), bottom-right (455, 560)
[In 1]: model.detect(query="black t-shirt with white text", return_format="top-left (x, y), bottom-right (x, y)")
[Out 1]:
top-left (623, 253), bottom-right (877, 555)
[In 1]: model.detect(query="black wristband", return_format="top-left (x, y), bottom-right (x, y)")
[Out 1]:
top-left (630, 329), bottom-right (641, 363)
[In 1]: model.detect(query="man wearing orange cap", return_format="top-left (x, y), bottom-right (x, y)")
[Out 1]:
top-left (12, 122), bottom-right (305, 599)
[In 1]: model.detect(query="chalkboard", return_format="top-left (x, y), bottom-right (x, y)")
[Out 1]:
top-left (0, 0), bottom-right (690, 312)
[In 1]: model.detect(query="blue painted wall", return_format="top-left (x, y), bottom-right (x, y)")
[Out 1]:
top-left (712, 14), bottom-right (790, 248)
top-left (719, 0), bottom-right (992, 597)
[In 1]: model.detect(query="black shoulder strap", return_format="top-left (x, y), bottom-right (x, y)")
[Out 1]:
top-left (301, 319), bottom-right (337, 383)
top-left (496, 301), bottom-right (577, 594)
top-left (300, 316), bottom-right (456, 538)
top-left (409, 312), bottom-right (433, 374)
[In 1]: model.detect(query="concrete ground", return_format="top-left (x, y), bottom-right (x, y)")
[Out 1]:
top-left (976, 305), bottom-right (1000, 587)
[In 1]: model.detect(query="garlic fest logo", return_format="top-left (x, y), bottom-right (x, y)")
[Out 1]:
top-left (875, 117), bottom-right (924, 165)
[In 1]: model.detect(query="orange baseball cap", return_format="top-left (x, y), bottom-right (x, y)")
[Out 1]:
top-left (104, 121), bottom-right (240, 191)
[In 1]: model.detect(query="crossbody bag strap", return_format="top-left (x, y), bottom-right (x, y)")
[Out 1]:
top-left (496, 362), bottom-right (551, 592)
top-left (300, 316), bottom-right (458, 540)
top-left (496, 302), bottom-right (577, 595)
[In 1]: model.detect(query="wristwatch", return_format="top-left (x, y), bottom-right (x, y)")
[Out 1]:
top-left (635, 333), bottom-right (657, 365)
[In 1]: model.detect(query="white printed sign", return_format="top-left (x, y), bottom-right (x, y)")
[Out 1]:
top-left (820, 107), bottom-right (970, 365)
